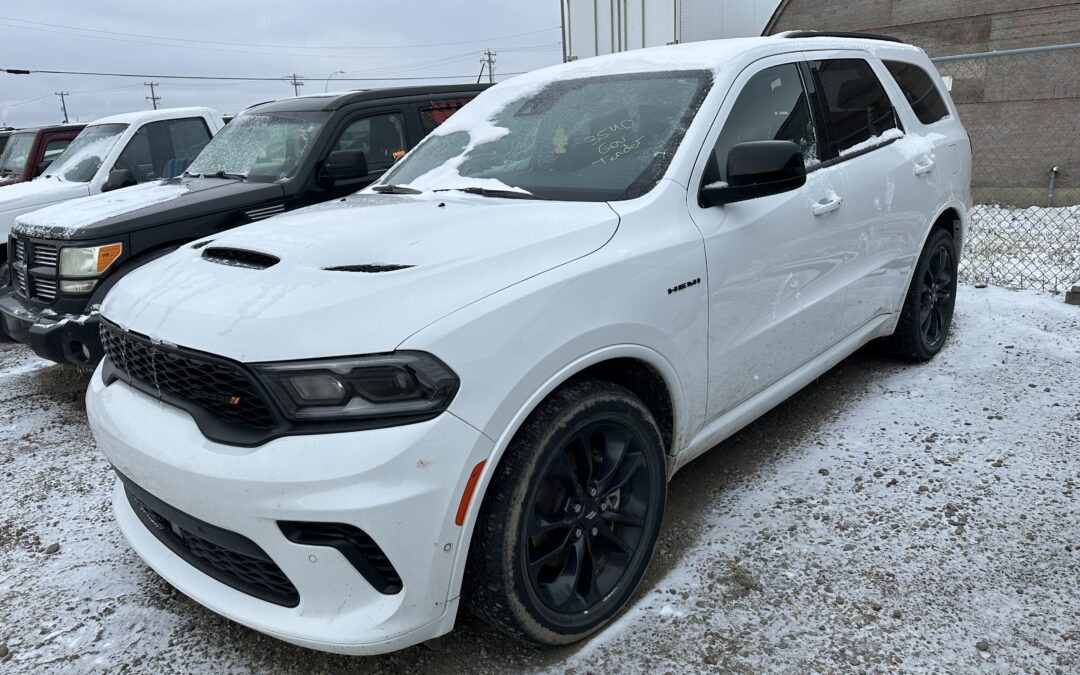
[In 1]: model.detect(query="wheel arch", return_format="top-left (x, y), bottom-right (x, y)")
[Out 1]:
top-left (445, 344), bottom-right (685, 605)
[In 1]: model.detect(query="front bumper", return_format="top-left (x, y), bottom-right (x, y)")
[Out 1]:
top-left (86, 365), bottom-right (493, 654)
top-left (0, 292), bottom-right (102, 366)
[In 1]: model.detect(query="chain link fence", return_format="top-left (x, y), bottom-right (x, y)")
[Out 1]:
top-left (932, 44), bottom-right (1080, 293)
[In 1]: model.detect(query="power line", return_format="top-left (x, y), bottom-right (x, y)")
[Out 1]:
top-left (0, 17), bottom-right (560, 51)
top-left (286, 74), bottom-right (303, 96)
top-left (2, 67), bottom-right (527, 82)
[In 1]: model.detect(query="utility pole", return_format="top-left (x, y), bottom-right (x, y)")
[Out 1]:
top-left (481, 50), bottom-right (496, 84)
top-left (55, 92), bottom-right (69, 123)
top-left (287, 73), bottom-right (304, 96)
top-left (144, 81), bottom-right (161, 110)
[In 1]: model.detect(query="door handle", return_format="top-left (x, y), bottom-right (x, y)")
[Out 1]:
top-left (813, 196), bottom-right (843, 217)
top-left (914, 159), bottom-right (936, 176)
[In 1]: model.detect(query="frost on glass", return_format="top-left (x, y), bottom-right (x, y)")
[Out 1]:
top-left (43, 124), bottom-right (128, 183)
top-left (384, 71), bottom-right (713, 201)
top-left (187, 111), bottom-right (329, 181)
top-left (0, 133), bottom-right (34, 177)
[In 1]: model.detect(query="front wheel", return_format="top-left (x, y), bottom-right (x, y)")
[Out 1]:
top-left (885, 228), bottom-right (958, 361)
top-left (464, 379), bottom-right (667, 645)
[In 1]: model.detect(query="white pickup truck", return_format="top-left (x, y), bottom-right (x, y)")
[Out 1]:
top-left (0, 107), bottom-right (224, 272)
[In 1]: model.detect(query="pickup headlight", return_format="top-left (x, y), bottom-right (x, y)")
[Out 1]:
top-left (59, 243), bottom-right (123, 276)
top-left (254, 352), bottom-right (460, 423)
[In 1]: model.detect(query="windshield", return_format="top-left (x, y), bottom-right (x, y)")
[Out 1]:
top-left (382, 70), bottom-right (713, 201)
top-left (187, 111), bottom-right (329, 181)
top-left (44, 123), bottom-right (128, 183)
top-left (0, 132), bottom-right (34, 178)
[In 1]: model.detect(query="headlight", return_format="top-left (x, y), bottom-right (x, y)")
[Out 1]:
top-left (59, 243), bottom-right (123, 276)
top-left (254, 352), bottom-right (460, 423)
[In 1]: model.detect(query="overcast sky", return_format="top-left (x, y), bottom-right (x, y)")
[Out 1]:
top-left (0, 1), bottom-right (563, 127)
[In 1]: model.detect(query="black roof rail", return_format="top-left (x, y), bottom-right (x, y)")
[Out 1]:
top-left (785, 31), bottom-right (906, 44)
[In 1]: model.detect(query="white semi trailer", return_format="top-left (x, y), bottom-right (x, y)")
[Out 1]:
top-left (559, 0), bottom-right (783, 61)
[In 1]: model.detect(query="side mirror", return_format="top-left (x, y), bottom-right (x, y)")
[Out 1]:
top-left (35, 160), bottom-right (52, 177)
top-left (319, 150), bottom-right (368, 185)
top-left (701, 140), bottom-right (807, 207)
top-left (102, 168), bottom-right (138, 193)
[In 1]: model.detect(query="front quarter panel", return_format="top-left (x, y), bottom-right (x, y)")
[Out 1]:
top-left (398, 181), bottom-right (708, 604)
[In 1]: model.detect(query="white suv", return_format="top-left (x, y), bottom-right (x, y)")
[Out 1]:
top-left (87, 33), bottom-right (971, 654)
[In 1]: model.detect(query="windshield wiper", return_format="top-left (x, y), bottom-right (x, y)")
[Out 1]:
top-left (433, 187), bottom-right (539, 200)
top-left (372, 184), bottom-right (422, 195)
top-left (210, 170), bottom-right (246, 180)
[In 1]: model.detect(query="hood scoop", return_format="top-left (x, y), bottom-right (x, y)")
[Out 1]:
top-left (324, 264), bottom-right (415, 273)
top-left (202, 247), bottom-right (280, 270)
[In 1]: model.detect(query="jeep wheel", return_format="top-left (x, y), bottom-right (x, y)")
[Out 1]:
top-left (465, 379), bottom-right (667, 645)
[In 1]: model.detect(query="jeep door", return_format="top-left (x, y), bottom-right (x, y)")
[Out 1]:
top-left (687, 54), bottom-right (854, 420)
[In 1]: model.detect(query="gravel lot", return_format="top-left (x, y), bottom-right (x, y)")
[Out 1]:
top-left (1, 285), bottom-right (1078, 673)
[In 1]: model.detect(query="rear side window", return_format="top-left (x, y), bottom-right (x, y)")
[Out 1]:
top-left (884, 61), bottom-right (950, 125)
top-left (810, 59), bottom-right (901, 157)
top-left (419, 98), bottom-right (471, 133)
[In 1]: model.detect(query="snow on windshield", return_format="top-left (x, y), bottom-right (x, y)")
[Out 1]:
top-left (379, 38), bottom-right (785, 200)
top-left (43, 124), bottom-right (128, 184)
top-left (14, 181), bottom-right (190, 234)
top-left (187, 111), bottom-right (327, 180)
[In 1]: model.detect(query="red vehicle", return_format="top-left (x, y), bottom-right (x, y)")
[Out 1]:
top-left (0, 124), bottom-right (85, 187)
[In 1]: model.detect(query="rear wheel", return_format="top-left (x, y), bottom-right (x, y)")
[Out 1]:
top-left (885, 228), bottom-right (958, 361)
top-left (464, 379), bottom-right (667, 645)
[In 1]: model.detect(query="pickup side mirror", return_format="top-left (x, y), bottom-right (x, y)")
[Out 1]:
top-left (102, 169), bottom-right (138, 193)
top-left (319, 150), bottom-right (368, 185)
top-left (35, 160), bottom-right (52, 177)
top-left (701, 140), bottom-right (807, 207)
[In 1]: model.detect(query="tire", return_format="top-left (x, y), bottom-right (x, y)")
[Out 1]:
top-left (885, 228), bottom-right (958, 361)
top-left (0, 260), bottom-right (12, 344)
top-left (464, 379), bottom-right (667, 645)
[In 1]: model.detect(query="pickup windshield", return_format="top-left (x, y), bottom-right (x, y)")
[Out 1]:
top-left (381, 70), bottom-right (713, 201)
top-left (187, 111), bottom-right (329, 181)
top-left (44, 124), bottom-right (128, 183)
top-left (0, 132), bottom-right (34, 178)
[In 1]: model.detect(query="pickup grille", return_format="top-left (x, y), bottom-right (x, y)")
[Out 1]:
top-left (11, 236), bottom-right (59, 303)
top-left (33, 243), bottom-right (58, 266)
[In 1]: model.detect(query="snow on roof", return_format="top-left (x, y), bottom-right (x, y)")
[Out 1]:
top-left (87, 106), bottom-right (221, 127)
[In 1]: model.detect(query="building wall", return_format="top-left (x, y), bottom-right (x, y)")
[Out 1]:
top-left (766, 0), bottom-right (1080, 205)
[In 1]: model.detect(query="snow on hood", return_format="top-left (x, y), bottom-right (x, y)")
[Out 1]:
top-left (0, 177), bottom-right (90, 237)
top-left (14, 181), bottom-right (191, 237)
top-left (380, 36), bottom-right (789, 195)
top-left (102, 193), bottom-right (620, 362)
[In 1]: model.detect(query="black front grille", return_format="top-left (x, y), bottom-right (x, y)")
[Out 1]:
top-left (100, 321), bottom-right (276, 429)
top-left (122, 476), bottom-right (300, 607)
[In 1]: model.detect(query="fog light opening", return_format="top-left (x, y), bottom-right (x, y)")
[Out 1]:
top-left (69, 341), bottom-right (91, 363)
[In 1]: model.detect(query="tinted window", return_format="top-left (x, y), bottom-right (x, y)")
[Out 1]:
top-left (712, 63), bottom-right (818, 182)
top-left (419, 98), bottom-right (471, 133)
top-left (885, 61), bottom-right (950, 125)
top-left (115, 117), bottom-right (212, 182)
top-left (811, 59), bottom-right (900, 157)
top-left (331, 113), bottom-right (407, 172)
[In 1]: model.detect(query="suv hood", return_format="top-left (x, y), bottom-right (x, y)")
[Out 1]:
top-left (12, 177), bottom-right (285, 240)
top-left (0, 177), bottom-right (90, 237)
top-left (102, 193), bottom-right (619, 362)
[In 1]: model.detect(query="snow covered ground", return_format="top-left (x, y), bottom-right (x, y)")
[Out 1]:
top-left (962, 205), bottom-right (1080, 293)
top-left (1, 285), bottom-right (1078, 673)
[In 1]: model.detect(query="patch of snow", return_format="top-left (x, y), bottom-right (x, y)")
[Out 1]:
top-left (14, 182), bottom-right (190, 233)
top-left (704, 181), bottom-right (729, 190)
top-left (838, 128), bottom-right (906, 157)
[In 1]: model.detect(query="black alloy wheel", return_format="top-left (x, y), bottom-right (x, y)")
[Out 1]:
top-left (465, 379), bottom-right (667, 645)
